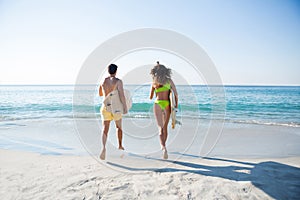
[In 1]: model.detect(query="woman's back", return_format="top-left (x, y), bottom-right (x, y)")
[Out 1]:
top-left (153, 82), bottom-right (171, 100)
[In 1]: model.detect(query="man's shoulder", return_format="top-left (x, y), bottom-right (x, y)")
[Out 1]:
top-left (102, 77), bottom-right (118, 84)
top-left (101, 77), bottom-right (108, 84)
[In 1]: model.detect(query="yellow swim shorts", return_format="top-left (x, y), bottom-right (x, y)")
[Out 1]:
top-left (100, 106), bottom-right (122, 121)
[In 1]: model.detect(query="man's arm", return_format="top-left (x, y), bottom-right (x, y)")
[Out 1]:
top-left (99, 78), bottom-right (106, 96)
top-left (117, 80), bottom-right (128, 114)
top-left (99, 85), bottom-right (103, 96)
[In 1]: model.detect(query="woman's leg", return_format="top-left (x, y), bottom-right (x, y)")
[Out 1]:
top-left (161, 105), bottom-right (171, 159)
top-left (162, 105), bottom-right (171, 147)
top-left (154, 104), bottom-right (171, 160)
top-left (154, 104), bottom-right (165, 149)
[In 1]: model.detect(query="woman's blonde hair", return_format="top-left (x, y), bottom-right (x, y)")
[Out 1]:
top-left (150, 61), bottom-right (172, 85)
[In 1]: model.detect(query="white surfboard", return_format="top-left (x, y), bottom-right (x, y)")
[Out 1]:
top-left (124, 89), bottom-right (132, 111)
top-left (170, 90), bottom-right (176, 129)
top-left (103, 89), bottom-right (132, 114)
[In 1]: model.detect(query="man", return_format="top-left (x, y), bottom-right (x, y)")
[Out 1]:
top-left (99, 64), bottom-right (128, 160)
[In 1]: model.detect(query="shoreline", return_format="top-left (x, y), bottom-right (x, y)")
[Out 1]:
top-left (1, 116), bottom-right (300, 199)
top-left (1, 118), bottom-right (299, 158)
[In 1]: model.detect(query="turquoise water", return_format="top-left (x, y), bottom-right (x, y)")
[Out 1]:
top-left (1, 85), bottom-right (299, 127)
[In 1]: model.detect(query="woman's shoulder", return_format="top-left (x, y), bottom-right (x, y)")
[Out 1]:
top-left (152, 82), bottom-right (161, 88)
top-left (169, 79), bottom-right (176, 85)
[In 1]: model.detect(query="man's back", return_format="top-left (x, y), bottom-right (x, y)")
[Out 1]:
top-left (99, 64), bottom-right (127, 160)
top-left (101, 77), bottom-right (120, 97)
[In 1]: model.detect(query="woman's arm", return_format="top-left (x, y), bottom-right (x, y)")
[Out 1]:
top-left (149, 84), bottom-right (155, 100)
top-left (170, 79), bottom-right (178, 108)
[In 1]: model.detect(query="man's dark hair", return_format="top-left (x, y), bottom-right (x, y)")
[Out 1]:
top-left (108, 64), bottom-right (118, 74)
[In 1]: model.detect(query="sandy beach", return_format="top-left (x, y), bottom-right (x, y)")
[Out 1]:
top-left (1, 150), bottom-right (300, 199)
top-left (2, 0), bottom-right (300, 199)
top-left (1, 118), bottom-right (300, 200)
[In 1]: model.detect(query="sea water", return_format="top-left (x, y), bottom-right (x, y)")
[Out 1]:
top-left (0, 85), bottom-right (299, 155)
top-left (1, 85), bottom-right (299, 127)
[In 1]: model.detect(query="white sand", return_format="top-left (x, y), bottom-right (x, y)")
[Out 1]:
top-left (1, 119), bottom-right (300, 199)
top-left (1, 149), bottom-right (300, 200)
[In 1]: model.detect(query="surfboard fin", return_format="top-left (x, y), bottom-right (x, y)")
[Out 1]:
top-left (175, 120), bottom-right (182, 125)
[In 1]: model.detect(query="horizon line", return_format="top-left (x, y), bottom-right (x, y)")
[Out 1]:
top-left (1, 84), bottom-right (299, 87)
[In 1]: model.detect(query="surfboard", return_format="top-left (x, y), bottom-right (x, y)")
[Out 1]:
top-left (103, 89), bottom-right (132, 114)
top-left (170, 90), bottom-right (176, 129)
top-left (124, 89), bottom-right (132, 111)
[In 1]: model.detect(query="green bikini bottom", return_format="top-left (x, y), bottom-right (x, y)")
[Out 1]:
top-left (155, 100), bottom-right (170, 111)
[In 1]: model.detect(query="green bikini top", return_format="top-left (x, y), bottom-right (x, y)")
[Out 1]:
top-left (155, 83), bottom-right (171, 93)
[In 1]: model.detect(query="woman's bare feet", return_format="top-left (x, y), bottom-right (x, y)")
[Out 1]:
top-left (100, 148), bottom-right (106, 160)
top-left (119, 147), bottom-right (125, 158)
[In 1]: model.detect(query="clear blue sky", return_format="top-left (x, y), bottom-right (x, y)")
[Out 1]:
top-left (0, 0), bottom-right (299, 85)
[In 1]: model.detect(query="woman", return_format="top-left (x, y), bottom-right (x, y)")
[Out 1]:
top-left (150, 62), bottom-right (178, 159)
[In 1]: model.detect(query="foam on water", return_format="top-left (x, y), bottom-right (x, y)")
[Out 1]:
top-left (1, 85), bottom-right (300, 127)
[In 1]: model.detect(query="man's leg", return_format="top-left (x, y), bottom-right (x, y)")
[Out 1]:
top-left (115, 119), bottom-right (124, 150)
top-left (100, 120), bottom-right (110, 160)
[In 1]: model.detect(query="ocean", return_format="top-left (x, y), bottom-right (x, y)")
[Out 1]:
top-left (1, 85), bottom-right (299, 128)
top-left (1, 84), bottom-right (299, 156)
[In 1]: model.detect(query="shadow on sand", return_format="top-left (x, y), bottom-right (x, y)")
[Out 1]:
top-left (107, 152), bottom-right (300, 200)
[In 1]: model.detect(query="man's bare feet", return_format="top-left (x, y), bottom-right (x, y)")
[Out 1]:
top-left (118, 146), bottom-right (125, 150)
top-left (163, 148), bottom-right (168, 159)
top-left (100, 148), bottom-right (106, 160)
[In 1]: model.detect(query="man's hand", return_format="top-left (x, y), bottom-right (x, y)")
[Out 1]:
top-left (123, 107), bottom-right (128, 114)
